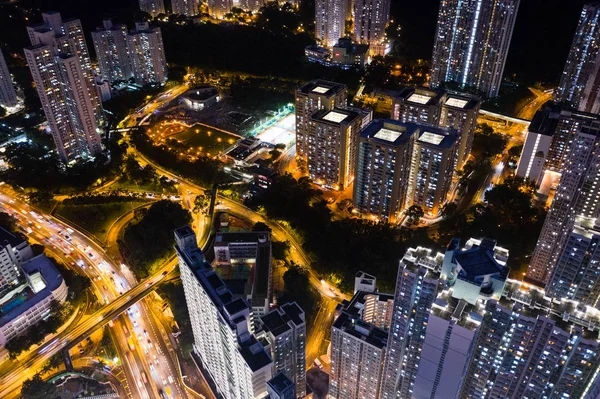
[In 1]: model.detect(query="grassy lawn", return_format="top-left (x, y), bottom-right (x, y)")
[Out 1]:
top-left (170, 124), bottom-right (239, 156)
top-left (56, 201), bottom-right (148, 242)
top-left (110, 178), bottom-right (178, 194)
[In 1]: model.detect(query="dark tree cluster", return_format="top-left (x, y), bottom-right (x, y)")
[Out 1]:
top-left (120, 200), bottom-right (192, 278)
top-left (49, 257), bottom-right (92, 305)
top-left (131, 129), bottom-right (229, 187)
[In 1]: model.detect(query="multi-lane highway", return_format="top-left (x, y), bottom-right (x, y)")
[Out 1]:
top-left (0, 188), bottom-right (190, 399)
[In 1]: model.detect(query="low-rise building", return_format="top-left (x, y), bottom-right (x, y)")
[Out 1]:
top-left (331, 38), bottom-right (369, 69)
top-left (181, 86), bottom-right (219, 111)
top-left (0, 255), bottom-right (68, 346)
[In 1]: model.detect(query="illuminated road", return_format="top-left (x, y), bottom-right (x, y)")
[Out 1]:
top-left (0, 189), bottom-right (188, 399)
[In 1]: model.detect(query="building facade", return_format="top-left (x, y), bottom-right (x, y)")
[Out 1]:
top-left (295, 80), bottom-right (347, 162)
top-left (176, 226), bottom-right (273, 399)
top-left (208, 0), bottom-right (233, 19)
top-left (0, 229), bottom-right (33, 292)
top-left (172, 0), bottom-right (200, 16)
top-left (527, 119), bottom-right (600, 285)
top-left (259, 303), bottom-right (306, 398)
top-left (91, 20), bottom-right (133, 83)
top-left (557, 3), bottom-right (600, 112)
top-left (381, 262), bottom-right (439, 399)
top-left (25, 12), bottom-right (104, 162)
top-left (353, 0), bottom-right (391, 46)
top-left (429, 0), bottom-right (520, 97)
top-left (139, 0), bottom-right (165, 15)
top-left (308, 108), bottom-right (363, 190)
top-left (353, 119), bottom-right (417, 223)
top-left (315, 0), bottom-right (347, 48)
top-left (0, 49), bottom-right (18, 108)
top-left (329, 300), bottom-right (388, 399)
top-left (127, 22), bottom-right (167, 86)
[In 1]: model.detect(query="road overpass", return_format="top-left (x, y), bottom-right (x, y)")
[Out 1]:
top-left (479, 109), bottom-right (531, 126)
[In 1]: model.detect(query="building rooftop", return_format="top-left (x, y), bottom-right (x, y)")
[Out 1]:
top-left (361, 119), bottom-right (418, 147)
top-left (333, 311), bottom-right (388, 349)
top-left (414, 124), bottom-right (459, 149)
top-left (0, 255), bottom-right (64, 328)
top-left (239, 336), bottom-right (273, 372)
top-left (0, 227), bottom-right (26, 249)
top-left (311, 107), bottom-right (360, 126)
top-left (396, 87), bottom-right (445, 106)
top-left (261, 302), bottom-right (305, 337)
top-left (268, 372), bottom-right (295, 394)
top-left (443, 93), bottom-right (480, 110)
top-left (297, 79), bottom-right (346, 97)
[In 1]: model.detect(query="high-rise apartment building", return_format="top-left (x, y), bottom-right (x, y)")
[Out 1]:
top-left (381, 261), bottom-right (439, 399)
top-left (0, 49), bottom-right (18, 108)
top-left (458, 300), bottom-right (600, 399)
top-left (139, 0), bottom-right (165, 15)
top-left (557, 3), bottom-right (600, 113)
top-left (259, 303), bottom-right (306, 398)
top-left (172, 0), bottom-right (200, 16)
top-left (127, 22), bottom-right (167, 85)
top-left (353, 119), bottom-right (417, 223)
top-left (176, 226), bottom-right (273, 399)
top-left (353, 0), bottom-right (391, 46)
top-left (295, 80), bottom-right (347, 161)
top-left (267, 373), bottom-right (296, 399)
top-left (0, 228), bottom-right (33, 292)
top-left (546, 216), bottom-right (600, 306)
top-left (430, 0), bottom-right (520, 97)
top-left (315, 0), bottom-right (347, 48)
top-left (308, 108), bottom-right (363, 190)
top-left (329, 297), bottom-right (388, 399)
top-left (92, 20), bottom-right (133, 83)
top-left (527, 119), bottom-right (600, 285)
top-left (25, 12), bottom-right (103, 162)
top-left (208, 0), bottom-right (233, 19)
top-left (516, 103), bottom-right (600, 184)
top-left (392, 87), bottom-right (480, 168)
top-left (409, 126), bottom-right (459, 216)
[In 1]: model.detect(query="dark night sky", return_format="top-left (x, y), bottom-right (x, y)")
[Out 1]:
top-left (0, 0), bottom-right (592, 85)
top-left (392, 0), bottom-right (590, 84)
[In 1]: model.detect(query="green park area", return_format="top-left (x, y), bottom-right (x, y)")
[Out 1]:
top-left (56, 198), bottom-right (149, 242)
top-left (168, 124), bottom-right (239, 156)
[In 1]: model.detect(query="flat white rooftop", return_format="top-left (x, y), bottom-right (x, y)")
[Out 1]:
top-left (407, 93), bottom-right (433, 105)
top-left (419, 131), bottom-right (444, 145)
top-left (445, 97), bottom-right (469, 108)
top-left (312, 86), bottom-right (330, 94)
top-left (322, 111), bottom-right (348, 123)
top-left (374, 128), bottom-right (402, 142)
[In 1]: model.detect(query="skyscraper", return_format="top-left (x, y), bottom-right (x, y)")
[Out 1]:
top-left (557, 3), bottom-right (600, 112)
top-left (527, 118), bottom-right (600, 285)
top-left (127, 22), bottom-right (167, 85)
top-left (391, 87), bottom-right (446, 126)
top-left (176, 226), bottom-right (273, 399)
top-left (139, 0), bottom-right (165, 15)
top-left (353, 0), bottom-right (391, 46)
top-left (259, 303), bottom-right (306, 398)
top-left (25, 12), bottom-right (103, 162)
top-left (91, 20), bottom-right (133, 83)
top-left (172, 0), bottom-right (200, 16)
top-left (546, 216), bottom-right (600, 306)
top-left (315, 0), bottom-right (347, 48)
top-left (381, 261), bottom-right (439, 399)
top-left (295, 80), bottom-right (348, 161)
top-left (430, 0), bottom-right (520, 97)
top-left (0, 49), bottom-right (18, 108)
top-left (329, 297), bottom-right (388, 399)
top-left (409, 126), bottom-right (459, 216)
top-left (353, 119), bottom-right (417, 223)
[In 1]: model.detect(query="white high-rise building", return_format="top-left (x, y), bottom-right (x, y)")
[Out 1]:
top-left (139, 0), bottom-right (165, 16)
top-left (0, 49), bottom-right (18, 108)
top-left (127, 22), bottom-right (167, 85)
top-left (430, 0), bottom-right (520, 97)
top-left (557, 3), bottom-right (600, 113)
top-left (259, 303), bottom-right (306, 398)
top-left (176, 226), bottom-right (273, 399)
top-left (0, 228), bottom-right (33, 291)
top-left (91, 20), bottom-right (133, 83)
top-left (172, 0), bottom-right (200, 16)
top-left (527, 119), bottom-right (600, 285)
top-left (315, 0), bottom-right (347, 48)
top-left (329, 298), bottom-right (388, 399)
top-left (25, 12), bottom-right (103, 162)
top-left (353, 0), bottom-right (391, 46)
top-left (381, 260), bottom-right (439, 399)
